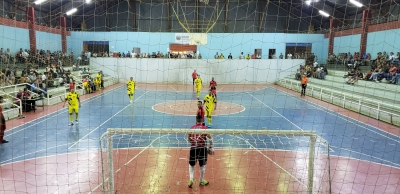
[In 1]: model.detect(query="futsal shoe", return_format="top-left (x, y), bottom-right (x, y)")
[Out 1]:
top-left (1, 140), bottom-right (9, 143)
top-left (68, 122), bottom-right (74, 126)
top-left (188, 179), bottom-right (194, 188)
top-left (199, 180), bottom-right (209, 186)
top-left (75, 120), bottom-right (79, 124)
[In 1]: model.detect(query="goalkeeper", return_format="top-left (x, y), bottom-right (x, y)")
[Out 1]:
top-left (63, 88), bottom-right (81, 126)
top-left (187, 114), bottom-right (213, 188)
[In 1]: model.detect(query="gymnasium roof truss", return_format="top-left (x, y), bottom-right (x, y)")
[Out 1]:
top-left (1, 0), bottom-right (399, 31)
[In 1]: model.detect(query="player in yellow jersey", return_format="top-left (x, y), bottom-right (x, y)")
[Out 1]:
top-left (194, 75), bottom-right (203, 100)
top-left (203, 89), bottom-right (217, 127)
top-left (63, 88), bottom-right (81, 126)
top-left (127, 77), bottom-right (135, 103)
top-left (96, 72), bottom-right (102, 90)
top-left (94, 76), bottom-right (101, 91)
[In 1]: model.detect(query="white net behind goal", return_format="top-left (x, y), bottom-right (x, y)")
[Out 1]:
top-left (99, 128), bottom-right (331, 194)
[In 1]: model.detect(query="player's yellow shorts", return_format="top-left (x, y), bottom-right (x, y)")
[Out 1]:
top-left (206, 106), bottom-right (213, 116)
top-left (196, 87), bottom-right (202, 92)
top-left (68, 106), bottom-right (79, 114)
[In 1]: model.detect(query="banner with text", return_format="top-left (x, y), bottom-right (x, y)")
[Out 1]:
top-left (175, 33), bottom-right (190, 44)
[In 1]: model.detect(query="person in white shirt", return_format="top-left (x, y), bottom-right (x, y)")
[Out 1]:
top-left (388, 52), bottom-right (395, 62)
top-left (22, 50), bottom-right (29, 58)
top-left (239, 52), bottom-right (244, 59)
top-left (313, 62), bottom-right (319, 68)
top-left (42, 73), bottom-right (46, 83)
top-left (287, 53), bottom-right (292, 59)
top-left (86, 51), bottom-right (91, 65)
top-left (214, 52), bottom-right (219, 59)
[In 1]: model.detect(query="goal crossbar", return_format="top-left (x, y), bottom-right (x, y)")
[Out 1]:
top-left (101, 128), bottom-right (327, 194)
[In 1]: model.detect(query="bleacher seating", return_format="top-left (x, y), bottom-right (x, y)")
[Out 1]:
top-left (278, 65), bottom-right (400, 127)
top-left (0, 61), bottom-right (119, 120)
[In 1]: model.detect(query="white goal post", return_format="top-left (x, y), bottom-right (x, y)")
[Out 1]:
top-left (100, 128), bottom-right (331, 194)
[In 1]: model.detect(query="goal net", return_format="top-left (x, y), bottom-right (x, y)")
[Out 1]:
top-left (99, 128), bottom-right (331, 194)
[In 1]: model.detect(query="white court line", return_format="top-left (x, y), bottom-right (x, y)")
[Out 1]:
top-left (68, 91), bottom-right (149, 149)
top-left (0, 143), bottom-right (70, 164)
top-left (329, 145), bottom-right (400, 167)
top-left (230, 134), bottom-right (308, 188)
top-left (88, 134), bottom-right (167, 194)
top-left (151, 100), bottom-right (246, 116)
top-left (169, 85), bottom-right (178, 92)
top-left (217, 86), bottom-right (225, 92)
top-left (5, 85), bottom-right (125, 137)
top-left (246, 92), bottom-right (303, 130)
top-left (272, 87), bottom-right (400, 144)
top-left (113, 115), bottom-right (283, 118)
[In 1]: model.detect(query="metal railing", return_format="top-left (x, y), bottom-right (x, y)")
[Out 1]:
top-left (280, 79), bottom-right (400, 124)
top-left (0, 90), bottom-right (22, 115)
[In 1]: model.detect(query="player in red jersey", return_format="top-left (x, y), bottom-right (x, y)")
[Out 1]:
top-left (197, 101), bottom-right (205, 126)
top-left (192, 70), bottom-right (198, 90)
top-left (209, 77), bottom-right (217, 99)
top-left (187, 114), bottom-right (213, 188)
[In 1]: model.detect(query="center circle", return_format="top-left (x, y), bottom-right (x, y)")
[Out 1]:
top-left (152, 100), bottom-right (245, 116)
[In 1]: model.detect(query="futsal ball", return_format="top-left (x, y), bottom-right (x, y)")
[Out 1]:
top-left (208, 148), bottom-right (215, 155)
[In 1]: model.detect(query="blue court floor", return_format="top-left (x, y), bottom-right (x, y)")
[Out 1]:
top-left (0, 85), bottom-right (399, 169)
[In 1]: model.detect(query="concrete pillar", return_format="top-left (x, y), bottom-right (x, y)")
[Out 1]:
top-left (26, 7), bottom-right (36, 55)
top-left (60, 16), bottom-right (67, 53)
top-left (360, 10), bottom-right (371, 55)
top-left (328, 19), bottom-right (338, 55)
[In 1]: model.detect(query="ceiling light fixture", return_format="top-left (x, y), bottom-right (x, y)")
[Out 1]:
top-left (66, 8), bottom-right (78, 16)
top-left (34, 0), bottom-right (47, 5)
top-left (349, 0), bottom-right (363, 8)
top-left (319, 10), bottom-right (330, 17)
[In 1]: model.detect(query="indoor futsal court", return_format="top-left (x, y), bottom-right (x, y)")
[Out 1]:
top-left (1, 84), bottom-right (399, 193)
top-left (1, 0), bottom-right (400, 193)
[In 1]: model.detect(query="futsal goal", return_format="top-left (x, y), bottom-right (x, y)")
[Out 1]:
top-left (99, 128), bottom-right (331, 194)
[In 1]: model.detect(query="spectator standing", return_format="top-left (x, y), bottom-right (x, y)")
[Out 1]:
top-left (0, 96), bottom-right (8, 143)
top-left (86, 51), bottom-right (91, 65)
top-left (228, 53), bottom-right (232, 59)
top-left (301, 74), bottom-right (308, 96)
top-left (100, 71), bottom-right (105, 89)
top-left (214, 52), bottom-right (219, 59)
top-left (239, 52), bottom-right (244, 59)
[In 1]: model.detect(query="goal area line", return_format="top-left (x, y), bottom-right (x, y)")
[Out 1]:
top-left (99, 128), bottom-right (332, 194)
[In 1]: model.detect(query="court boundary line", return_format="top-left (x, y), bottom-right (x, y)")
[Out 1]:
top-left (4, 85), bottom-right (125, 137)
top-left (68, 91), bottom-right (149, 149)
top-left (329, 145), bottom-right (400, 167)
top-left (89, 134), bottom-right (167, 194)
top-left (113, 115), bottom-right (283, 117)
top-left (0, 142), bottom-right (70, 164)
top-left (227, 134), bottom-right (309, 188)
top-left (135, 84), bottom-right (268, 93)
top-left (246, 92), bottom-right (303, 131)
top-left (151, 100), bottom-right (246, 116)
top-left (2, 147), bottom-right (400, 170)
top-left (271, 87), bottom-right (400, 141)
top-left (169, 85), bottom-right (178, 92)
